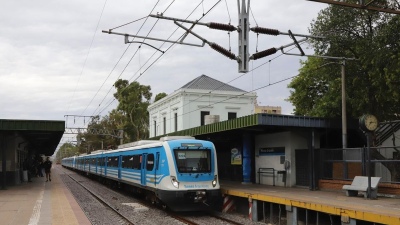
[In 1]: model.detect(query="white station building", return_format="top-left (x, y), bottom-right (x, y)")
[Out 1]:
top-left (147, 74), bottom-right (257, 138)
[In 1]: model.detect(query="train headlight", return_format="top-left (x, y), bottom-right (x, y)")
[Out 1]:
top-left (212, 175), bottom-right (218, 187)
top-left (170, 176), bottom-right (179, 188)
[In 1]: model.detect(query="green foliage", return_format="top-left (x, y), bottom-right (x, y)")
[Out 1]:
top-left (78, 114), bottom-right (122, 153)
top-left (77, 79), bottom-right (153, 153)
top-left (56, 142), bottom-right (79, 161)
top-left (113, 79), bottom-right (152, 141)
top-left (154, 92), bottom-right (167, 102)
top-left (288, 3), bottom-right (400, 121)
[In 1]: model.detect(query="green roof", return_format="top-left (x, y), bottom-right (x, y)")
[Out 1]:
top-left (0, 119), bottom-right (65, 131)
top-left (150, 113), bottom-right (347, 140)
top-left (0, 119), bottom-right (65, 156)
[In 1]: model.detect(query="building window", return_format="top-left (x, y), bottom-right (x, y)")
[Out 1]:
top-left (153, 120), bottom-right (156, 136)
top-left (163, 117), bottom-right (166, 134)
top-left (200, 111), bottom-right (210, 126)
top-left (174, 113), bottom-right (178, 132)
top-left (228, 112), bottom-right (237, 120)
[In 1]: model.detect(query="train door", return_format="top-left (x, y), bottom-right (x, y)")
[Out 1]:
top-left (95, 158), bottom-right (98, 174)
top-left (141, 154), bottom-right (147, 186)
top-left (98, 157), bottom-right (102, 175)
top-left (105, 156), bottom-right (108, 176)
top-left (118, 155), bottom-right (122, 179)
top-left (154, 152), bottom-right (160, 186)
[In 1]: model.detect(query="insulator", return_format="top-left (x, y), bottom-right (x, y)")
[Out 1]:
top-left (208, 22), bottom-right (236, 32)
top-left (250, 48), bottom-right (277, 60)
top-left (210, 43), bottom-right (236, 60)
top-left (250, 27), bottom-right (280, 36)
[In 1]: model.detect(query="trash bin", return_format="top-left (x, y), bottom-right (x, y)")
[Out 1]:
top-left (277, 170), bottom-right (287, 187)
top-left (22, 170), bottom-right (28, 182)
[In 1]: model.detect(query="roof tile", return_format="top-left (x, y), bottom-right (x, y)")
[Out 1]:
top-left (180, 74), bottom-right (245, 92)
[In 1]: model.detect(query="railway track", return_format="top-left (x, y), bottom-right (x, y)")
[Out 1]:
top-left (60, 167), bottom-right (263, 225)
top-left (168, 211), bottom-right (247, 225)
top-left (209, 213), bottom-right (245, 225)
top-left (63, 171), bottom-right (136, 225)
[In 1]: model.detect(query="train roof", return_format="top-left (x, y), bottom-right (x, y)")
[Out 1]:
top-left (117, 140), bottom-right (160, 149)
top-left (159, 136), bottom-right (195, 141)
top-left (71, 136), bottom-right (200, 158)
top-left (116, 136), bottom-right (195, 149)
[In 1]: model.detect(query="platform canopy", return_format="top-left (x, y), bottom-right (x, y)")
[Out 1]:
top-left (0, 119), bottom-right (65, 156)
top-left (150, 113), bottom-right (358, 141)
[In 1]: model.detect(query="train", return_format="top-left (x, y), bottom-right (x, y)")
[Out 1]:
top-left (61, 136), bottom-right (221, 211)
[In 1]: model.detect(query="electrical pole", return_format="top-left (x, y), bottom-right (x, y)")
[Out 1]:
top-left (102, 0), bottom-right (326, 74)
top-left (341, 60), bottom-right (347, 148)
top-left (238, 0), bottom-right (250, 72)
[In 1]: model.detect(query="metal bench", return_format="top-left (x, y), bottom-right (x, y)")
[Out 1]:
top-left (342, 176), bottom-right (381, 199)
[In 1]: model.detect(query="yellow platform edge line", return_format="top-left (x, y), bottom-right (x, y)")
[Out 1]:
top-left (221, 189), bottom-right (400, 224)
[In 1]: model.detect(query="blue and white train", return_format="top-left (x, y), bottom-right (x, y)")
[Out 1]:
top-left (61, 136), bottom-right (221, 211)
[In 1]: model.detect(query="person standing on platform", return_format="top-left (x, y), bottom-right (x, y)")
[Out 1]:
top-left (43, 157), bottom-right (52, 182)
top-left (23, 156), bottom-right (34, 182)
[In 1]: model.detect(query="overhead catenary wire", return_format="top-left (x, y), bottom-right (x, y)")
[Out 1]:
top-left (249, 6), bottom-right (258, 27)
top-left (128, 0), bottom-right (223, 82)
top-left (163, 0), bottom-right (175, 14)
top-left (108, 16), bottom-right (148, 31)
top-left (102, 35), bottom-right (300, 123)
top-left (224, 0), bottom-right (231, 24)
top-left (151, 46), bottom-right (328, 134)
top-left (151, 45), bottom-right (302, 130)
top-left (90, 0), bottom-right (163, 117)
top-left (152, 72), bottom-right (300, 133)
top-left (94, 1), bottom-right (308, 131)
top-left (66, 0), bottom-right (108, 116)
top-left (97, 1), bottom-right (214, 116)
top-left (95, 0), bottom-right (221, 116)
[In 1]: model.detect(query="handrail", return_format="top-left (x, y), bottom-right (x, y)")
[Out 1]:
top-left (257, 167), bottom-right (275, 186)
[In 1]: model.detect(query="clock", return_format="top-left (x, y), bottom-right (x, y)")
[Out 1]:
top-left (359, 114), bottom-right (378, 132)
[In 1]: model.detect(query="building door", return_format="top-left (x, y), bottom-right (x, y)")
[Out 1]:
top-left (200, 111), bottom-right (210, 126)
top-left (295, 149), bottom-right (309, 186)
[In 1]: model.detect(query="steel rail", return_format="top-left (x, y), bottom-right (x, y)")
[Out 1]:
top-left (62, 171), bottom-right (136, 225)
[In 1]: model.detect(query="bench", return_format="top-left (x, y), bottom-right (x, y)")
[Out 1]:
top-left (342, 176), bottom-right (381, 199)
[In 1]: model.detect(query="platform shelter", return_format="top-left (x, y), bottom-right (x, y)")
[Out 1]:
top-left (0, 119), bottom-right (64, 188)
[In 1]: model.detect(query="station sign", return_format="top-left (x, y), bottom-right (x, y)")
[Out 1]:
top-left (259, 147), bottom-right (285, 156)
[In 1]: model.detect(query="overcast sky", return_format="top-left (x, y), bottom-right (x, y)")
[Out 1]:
top-left (0, 0), bottom-right (326, 146)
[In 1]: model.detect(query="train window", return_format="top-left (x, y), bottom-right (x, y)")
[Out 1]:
top-left (114, 156), bottom-right (119, 167)
top-left (174, 150), bottom-right (211, 173)
top-left (122, 156), bottom-right (134, 168)
top-left (132, 155), bottom-right (141, 169)
top-left (146, 154), bottom-right (154, 171)
top-left (108, 156), bottom-right (119, 167)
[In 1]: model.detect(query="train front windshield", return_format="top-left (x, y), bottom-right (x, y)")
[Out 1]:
top-left (174, 149), bottom-right (211, 173)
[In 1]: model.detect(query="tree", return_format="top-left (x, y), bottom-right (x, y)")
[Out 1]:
top-left (78, 114), bottom-right (123, 153)
top-left (113, 79), bottom-right (152, 141)
top-left (287, 2), bottom-right (400, 181)
top-left (288, 3), bottom-right (400, 121)
top-left (56, 142), bottom-right (79, 162)
top-left (154, 92), bottom-right (167, 102)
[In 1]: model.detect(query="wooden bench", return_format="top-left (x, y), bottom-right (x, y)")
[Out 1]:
top-left (342, 176), bottom-right (381, 199)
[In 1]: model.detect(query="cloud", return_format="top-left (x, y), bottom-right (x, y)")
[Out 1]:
top-left (0, 0), bottom-right (326, 146)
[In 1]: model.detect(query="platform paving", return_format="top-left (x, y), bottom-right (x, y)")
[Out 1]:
top-left (221, 180), bottom-right (400, 224)
top-left (0, 165), bottom-right (90, 225)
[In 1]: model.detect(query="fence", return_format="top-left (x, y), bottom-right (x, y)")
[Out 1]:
top-left (319, 146), bottom-right (400, 183)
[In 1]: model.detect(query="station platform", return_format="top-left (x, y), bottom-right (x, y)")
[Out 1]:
top-left (0, 165), bottom-right (90, 225)
top-left (220, 180), bottom-right (400, 224)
